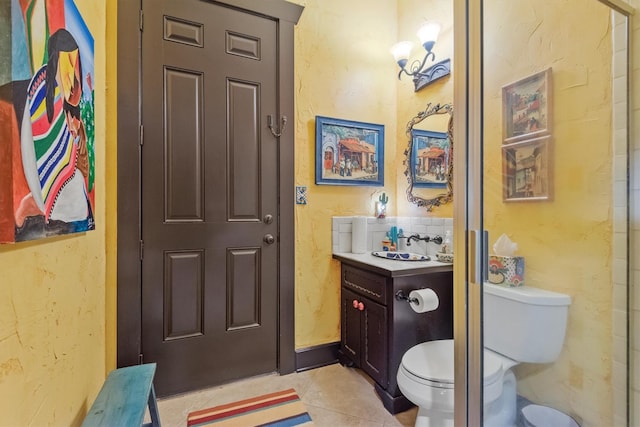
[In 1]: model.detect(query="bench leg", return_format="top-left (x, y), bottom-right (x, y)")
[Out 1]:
top-left (147, 384), bottom-right (161, 427)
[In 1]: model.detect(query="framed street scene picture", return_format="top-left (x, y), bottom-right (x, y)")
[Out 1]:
top-left (410, 129), bottom-right (450, 188)
top-left (502, 68), bottom-right (552, 143)
top-left (502, 135), bottom-right (553, 202)
top-left (315, 116), bottom-right (384, 186)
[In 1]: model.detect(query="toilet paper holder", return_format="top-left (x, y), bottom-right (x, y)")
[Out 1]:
top-left (395, 290), bottom-right (419, 305)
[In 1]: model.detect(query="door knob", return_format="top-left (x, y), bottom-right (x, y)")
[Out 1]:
top-left (264, 214), bottom-right (273, 224)
top-left (263, 234), bottom-right (275, 244)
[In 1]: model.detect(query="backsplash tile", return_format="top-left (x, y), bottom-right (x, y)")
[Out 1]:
top-left (332, 216), bottom-right (453, 256)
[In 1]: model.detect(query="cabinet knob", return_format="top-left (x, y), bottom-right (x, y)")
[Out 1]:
top-left (358, 302), bottom-right (364, 311)
top-left (352, 299), bottom-right (359, 309)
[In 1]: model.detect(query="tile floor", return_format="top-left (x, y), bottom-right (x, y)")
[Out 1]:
top-left (155, 362), bottom-right (418, 426)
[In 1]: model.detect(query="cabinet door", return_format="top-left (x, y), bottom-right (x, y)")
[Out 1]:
top-left (361, 297), bottom-right (388, 387)
top-left (341, 288), bottom-right (362, 363)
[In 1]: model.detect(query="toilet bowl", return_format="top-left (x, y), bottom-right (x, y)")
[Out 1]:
top-left (397, 283), bottom-right (571, 427)
top-left (397, 340), bottom-right (515, 427)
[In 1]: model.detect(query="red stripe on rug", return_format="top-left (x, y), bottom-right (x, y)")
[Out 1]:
top-left (190, 395), bottom-right (299, 425)
top-left (187, 388), bottom-right (312, 427)
top-left (188, 389), bottom-right (297, 419)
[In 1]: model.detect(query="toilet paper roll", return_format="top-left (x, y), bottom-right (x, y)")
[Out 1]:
top-left (409, 288), bottom-right (439, 313)
top-left (351, 216), bottom-right (367, 254)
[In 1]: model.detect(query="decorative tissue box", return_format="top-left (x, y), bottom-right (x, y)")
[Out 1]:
top-left (488, 255), bottom-right (525, 287)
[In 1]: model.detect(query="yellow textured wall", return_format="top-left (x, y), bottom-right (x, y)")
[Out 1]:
top-left (0, 1), bottom-right (108, 425)
top-left (0, 1), bottom-right (623, 424)
top-left (396, 0), bottom-right (454, 218)
top-left (291, 0), bottom-right (399, 348)
top-left (629, 0), bottom-right (639, 424)
top-left (290, 0), bottom-right (457, 349)
top-left (105, 0), bottom-right (118, 375)
top-left (482, 0), bottom-right (613, 424)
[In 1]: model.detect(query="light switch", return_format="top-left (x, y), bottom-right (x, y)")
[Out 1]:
top-left (295, 186), bottom-right (307, 205)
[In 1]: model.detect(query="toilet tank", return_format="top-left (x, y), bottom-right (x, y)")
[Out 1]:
top-left (484, 282), bottom-right (571, 363)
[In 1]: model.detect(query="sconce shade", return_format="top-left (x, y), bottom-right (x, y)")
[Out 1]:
top-left (417, 21), bottom-right (440, 52)
top-left (391, 41), bottom-right (413, 65)
top-left (393, 20), bottom-right (450, 91)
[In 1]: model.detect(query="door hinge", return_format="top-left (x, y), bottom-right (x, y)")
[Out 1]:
top-left (139, 240), bottom-right (144, 260)
top-left (139, 10), bottom-right (144, 31)
top-left (139, 353), bottom-right (144, 364)
top-left (139, 124), bottom-right (144, 146)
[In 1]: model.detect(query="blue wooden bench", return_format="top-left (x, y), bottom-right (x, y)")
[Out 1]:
top-left (82, 363), bottom-right (161, 427)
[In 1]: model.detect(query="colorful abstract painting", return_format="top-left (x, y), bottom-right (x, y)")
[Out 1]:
top-left (0, 0), bottom-right (95, 243)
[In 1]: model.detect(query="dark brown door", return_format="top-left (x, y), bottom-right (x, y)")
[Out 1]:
top-left (140, 0), bottom-right (279, 396)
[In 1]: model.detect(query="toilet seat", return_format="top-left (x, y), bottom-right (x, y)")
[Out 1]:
top-left (400, 340), bottom-right (504, 394)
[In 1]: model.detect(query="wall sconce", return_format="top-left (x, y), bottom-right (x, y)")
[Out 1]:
top-left (391, 21), bottom-right (451, 92)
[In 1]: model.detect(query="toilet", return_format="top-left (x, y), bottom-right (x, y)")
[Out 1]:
top-left (397, 282), bottom-right (571, 427)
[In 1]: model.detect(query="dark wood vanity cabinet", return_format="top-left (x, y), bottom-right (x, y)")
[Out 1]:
top-left (341, 287), bottom-right (388, 386)
top-left (336, 261), bottom-right (453, 415)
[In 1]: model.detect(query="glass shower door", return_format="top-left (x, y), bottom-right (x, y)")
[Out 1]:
top-left (453, 0), bottom-right (631, 425)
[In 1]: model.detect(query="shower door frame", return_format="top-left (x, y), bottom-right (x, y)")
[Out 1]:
top-left (452, 0), bottom-right (634, 425)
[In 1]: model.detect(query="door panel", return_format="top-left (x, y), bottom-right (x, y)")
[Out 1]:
top-left (164, 67), bottom-right (204, 222)
top-left (361, 297), bottom-right (388, 387)
top-left (227, 247), bottom-right (260, 330)
top-left (141, 0), bottom-right (279, 396)
top-left (163, 250), bottom-right (204, 340)
top-left (227, 80), bottom-right (260, 220)
top-left (341, 288), bottom-right (361, 360)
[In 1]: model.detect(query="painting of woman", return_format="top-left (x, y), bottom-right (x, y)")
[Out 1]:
top-left (19, 27), bottom-right (94, 237)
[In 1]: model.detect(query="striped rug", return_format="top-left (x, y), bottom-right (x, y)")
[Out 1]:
top-left (187, 388), bottom-right (314, 426)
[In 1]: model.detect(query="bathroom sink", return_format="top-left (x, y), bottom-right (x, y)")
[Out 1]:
top-left (372, 251), bottom-right (430, 261)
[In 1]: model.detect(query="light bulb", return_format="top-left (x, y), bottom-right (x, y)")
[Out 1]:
top-left (417, 21), bottom-right (440, 52)
top-left (391, 41), bottom-right (413, 65)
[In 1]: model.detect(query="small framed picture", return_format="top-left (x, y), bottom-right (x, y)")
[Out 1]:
top-left (315, 116), bottom-right (384, 186)
top-left (502, 135), bottom-right (553, 202)
top-left (410, 129), bottom-right (450, 188)
top-left (502, 68), bottom-right (552, 143)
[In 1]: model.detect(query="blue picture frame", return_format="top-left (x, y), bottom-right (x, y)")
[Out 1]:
top-left (315, 116), bottom-right (384, 186)
top-left (410, 129), bottom-right (450, 188)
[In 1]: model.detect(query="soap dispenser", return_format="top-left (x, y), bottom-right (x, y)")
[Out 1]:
top-left (441, 230), bottom-right (452, 254)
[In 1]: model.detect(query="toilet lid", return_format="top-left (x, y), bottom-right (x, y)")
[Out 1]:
top-left (401, 340), bottom-right (503, 386)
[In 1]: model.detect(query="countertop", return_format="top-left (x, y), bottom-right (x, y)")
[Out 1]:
top-left (332, 252), bottom-right (453, 278)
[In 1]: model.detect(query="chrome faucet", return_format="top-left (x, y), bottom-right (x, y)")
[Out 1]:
top-left (401, 233), bottom-right (443, 246)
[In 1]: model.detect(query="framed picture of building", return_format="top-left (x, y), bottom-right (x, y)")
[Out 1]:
top-left (410, 129), bottom-right (450, 188)
top-left (315, 116), bottom-right (384, 186)
top-left (502, 68), bottom-right (552, 143)
top-left (502, 135), bottom-right (553, 202)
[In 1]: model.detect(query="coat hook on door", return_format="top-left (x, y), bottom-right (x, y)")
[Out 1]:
top-left (268, 115), bottom-right (287, 138)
